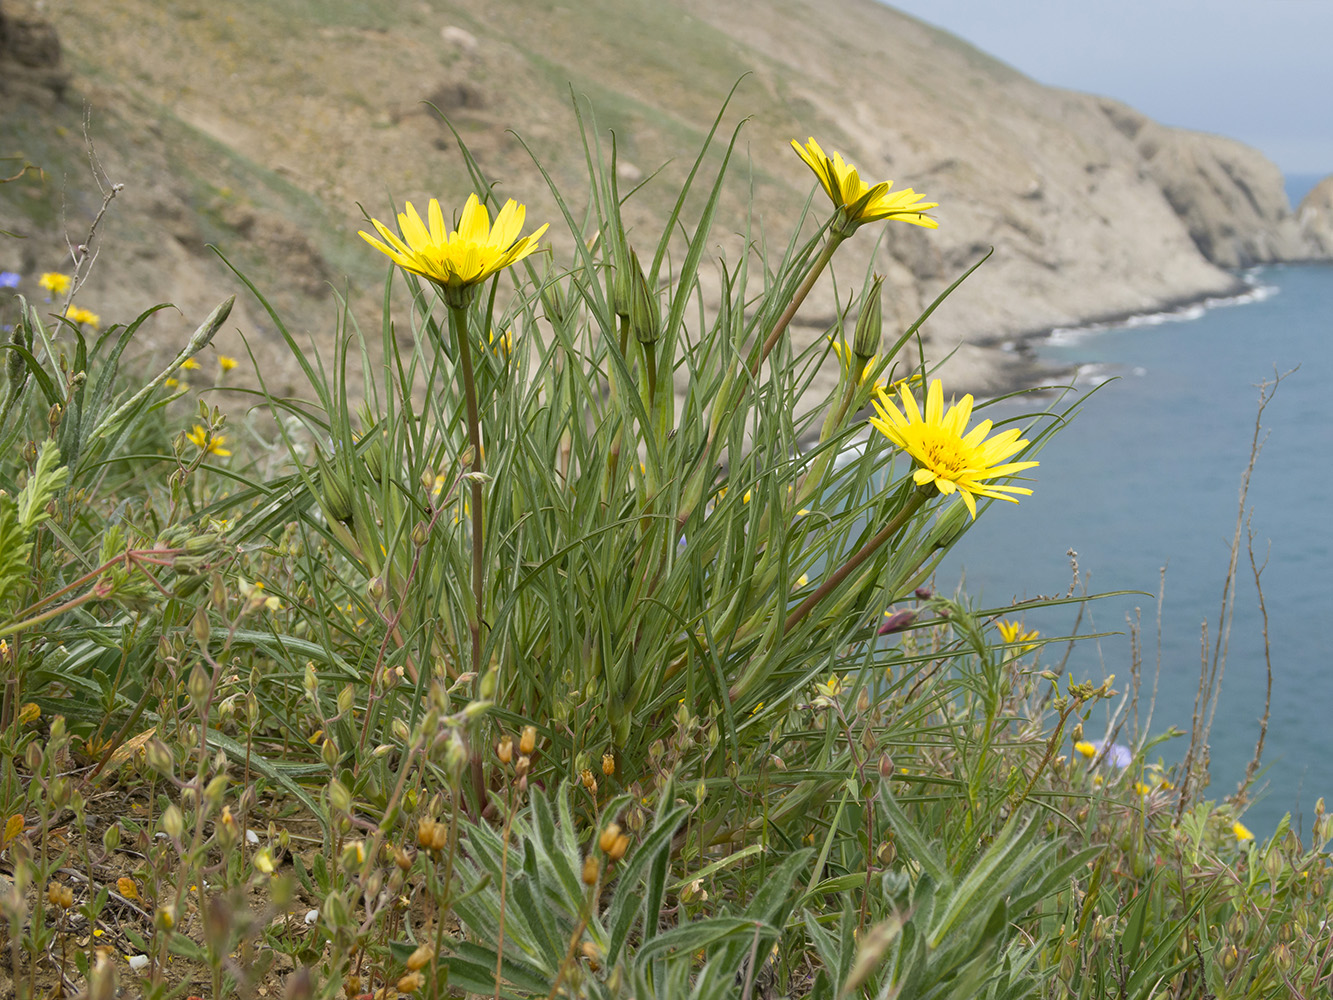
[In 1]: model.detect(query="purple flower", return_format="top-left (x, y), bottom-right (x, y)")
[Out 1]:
top-left (1090, 740), bottom-right (1133, 769)
top-left (0, 272), bottom-right (20, 289)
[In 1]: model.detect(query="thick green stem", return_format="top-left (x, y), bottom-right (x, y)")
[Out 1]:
top-left (784, 489), bottom-right (928, 634)
top-left (750, 233), bottom-right (844, 377)
top-left (448, 303), bottom-right (486, 683)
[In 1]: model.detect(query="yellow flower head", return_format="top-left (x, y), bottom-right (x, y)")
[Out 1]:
top-left (186, 425), bottom-right (231, 457)
top-left (1074, 740), bottom-right (1097, 759)
top-left (870, 379), bottom-right (1038, 519)
top-left (218, 354), bottom-right (238, 372)
top-left (63, 305), bottom-right (101, 329)
top-left (179, 358), bottom-right (201, 371)
top-left (792, 138), bottom-right (938, 231)
top-left (997, 619), bottom-right (1040, 652)
top-left (829, 336), bottom-right (877, 386)
top-left (1233, 820), bottom-right (1254, 842)
top-left (39, 272), bottom-right (71, 294)
top-left (360, 193), bottom-right (549, 299)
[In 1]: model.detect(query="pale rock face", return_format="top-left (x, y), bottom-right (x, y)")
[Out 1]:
top-left (1297, 176), bottom-right (1333, 257)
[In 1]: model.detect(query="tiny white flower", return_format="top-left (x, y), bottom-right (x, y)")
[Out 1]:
top-left (127, 954), bottom-right (149, 972)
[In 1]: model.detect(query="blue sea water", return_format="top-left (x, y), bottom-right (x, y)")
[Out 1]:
top-left (938, 258), bottom-right (1333, 837)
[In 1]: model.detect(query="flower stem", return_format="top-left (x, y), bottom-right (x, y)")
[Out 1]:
top-left (750, 232), bottom-right (844, 377)
top-left (448, 303), bottom-right (486, 683)
top-left (784, 489), bottom-right (928, 634)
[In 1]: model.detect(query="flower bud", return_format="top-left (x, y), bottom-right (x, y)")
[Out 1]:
top-left (601, 752), bottom-right (615, 776)
top-left (608, 833), bottom-right (630, 862)
top-left (519, 725), bottom-right (537, 756)
top-left (878, 610), bottom-right (917, 635)
top-left (628, 250), bottom-right (659, 345)
top-left (598, 823), bottom-right (622, 854)
top-left (161, 804), bottom-right (185, 840)
top-left (580, 769), bottom-right (598, 795)
top-left (852, 275), bottom-right (883, 361)
top-left (497, 735), bottom-right (513, 764)
top-left (582, 854), bottom-right (600, 885)
top-left (397, 972), bottom-right (425, 994)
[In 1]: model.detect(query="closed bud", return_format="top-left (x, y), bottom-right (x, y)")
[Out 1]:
top-left (514, 754), bottom-right (530, 777)
top-left (599, 823), bottom-right (622, 854)
top-left (519, 725), bottom-right (537, 756)
top-left (337, 684), bottom-right (355, 717)
top-left (397, 972), bottom-right (425, 994)
top-left (1274, 942), bottom-right (1292, 971)
top-left (320, 738), bottom-right (339, 769)
top-left (412, 520), bottom-right (429, 547)
top-left (878, 753), bottom-right (895, 779)
top-left (444, 731), bottom-right (468, 783)
top-left (1264, 848), bottom-right (1284, 887)
top-left (102, 823), bottom-right (121, 852)
top-left (406, 943), bottom-right (433, 971)
top-left (161, 804), bottom-right (184, 840)
top-left (602, 752), bottom-right (615, 776)
top-left (204, 772), bottom-right (228, 807)
top-left (146, 739), bottom-right (174, 776)
top-left (852, 274), bottom-right (884, 361)
top-left (187, 663), bottom-right (211, 710)
top-left (394, 845), bottom-right (414, 870)
top-left (1220, 944), bottom-right (1239, 971)
top-left (480, 667), bottom-right (498, 700)
top-left (608, 833), bottom-right (630, 862)
top-left (392, 718), bottom-right (411, 743)
top-left (328, 778), bottom-right (352, 816)
top-left (582, 854), bottom-right (600, 886)
top-left (1070, 723), bottom-right (1084, 744)
top-left (856, 688), bottom-right (871, 713)
top-left (367, 576), bottom-right (385, 603)
top-left (497, 735), bottom-right (513, 765)
top-left (628, 249), bottom-right (659, 345)
top-left (191, 606), bottom-right (211, 647)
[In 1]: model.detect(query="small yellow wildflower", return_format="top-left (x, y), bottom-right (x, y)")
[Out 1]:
top-left (185, 425), bottom-right (231, 457)
top-left (39, 272), bottom-right (71, 294)
top-left (218, 355), bottom-right (238, 372)
top-left (1233, 821), bottom-right (1254, 842)
top-left (360, 193), bottom-right (548, 302)
top-left (63, 305), bottom-right (101, 329)
top-left (792, 137), bottom-right (938, 231)
top-left (179, 358), bottom-right (201, 371)
top-left (996, 619), bottom-right (1040, 653)
top-left (870, 379), bottom-right (1038, 519)
top-left (1073, 741), bottom-right (1097, 759)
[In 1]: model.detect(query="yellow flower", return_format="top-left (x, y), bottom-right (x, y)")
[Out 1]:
top-left (488, 328), bottom-right (514, 356)
top-left (997, 619), bottom-right (1040, 652)
top-left (360, 193), bottom-right (548, 300)
top-left (792, 137), bottom-right (938, 231)
top-left (1233, 821), bottom-right (1254, 842)
top-left (218, 355), bottom-right (238, 372)
top-left (179, 358), bottom-right (201, 371)
top-left (1074, 741), bottom-right (1097, 759)
top-left (39, 272), bottom-right (71, 294)
top-left (870, 379), bottom-right (1038, 519)
top-left (185, 425), bottom-right (231, 457)
top-left (829, 336), bottom-right (877, 385)
top-left (63, 305), bottom-right (101, 329)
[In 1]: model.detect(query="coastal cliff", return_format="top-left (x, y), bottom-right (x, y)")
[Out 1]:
top-left (0, 0), bottom-right (1324, 397)
top-left (1297, 175), bottom-right (1333, 256)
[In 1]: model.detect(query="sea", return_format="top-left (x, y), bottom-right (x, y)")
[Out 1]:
top-left (937, 174), bottom-right (1333, 837)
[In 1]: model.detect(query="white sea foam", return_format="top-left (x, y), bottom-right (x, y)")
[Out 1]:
top-left (1042, 276), bottom-right (1279, 346)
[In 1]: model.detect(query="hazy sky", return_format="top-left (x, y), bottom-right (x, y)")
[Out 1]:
top-left (884, 1), bottom-right (1333, 175)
